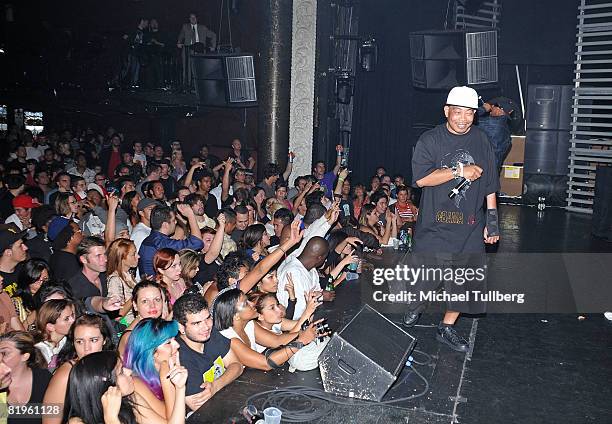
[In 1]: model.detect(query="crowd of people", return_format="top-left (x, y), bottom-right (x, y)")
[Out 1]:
top-left (0, 124), bottom-right (419, 422)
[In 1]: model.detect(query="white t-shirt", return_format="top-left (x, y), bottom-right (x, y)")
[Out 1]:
top-left (277, 256), bottom-right (320, 320)
top-left (288, 214), bottom-right (331, 260)
top-left (220, 320), bottom-right (257, 351)
top-left (130, 222), bottom-right (151, 252)
top-left (210, 184), bottom-right (232, 210)
top-left (254, 323), bottom-right (282, 353)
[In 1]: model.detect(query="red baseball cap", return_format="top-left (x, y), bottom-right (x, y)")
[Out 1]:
top-left (12, 195), bottom-right (41, 209)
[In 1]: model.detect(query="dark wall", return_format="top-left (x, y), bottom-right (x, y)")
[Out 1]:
top-left (0, 0), bottom-right (261, 157)
top-left (346, 0), bottom-right (578, 185)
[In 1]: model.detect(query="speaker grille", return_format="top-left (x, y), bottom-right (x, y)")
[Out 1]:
top-left (467, 57), bottom-right (498, 85)
top-left (225, 56), bottom-right (255, 79)
top-left (465, 31), bottom-right (497, 59)
top-left (228, 79), bottom-right (257, 103)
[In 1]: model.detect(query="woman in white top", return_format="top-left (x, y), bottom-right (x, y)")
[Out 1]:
top-left (249, 291), bottom-right (322, 353)
top-left (213, 288), bottom-right (317, 371)
top-left (34, 299), bottom-right (75, 370)
top-left (249, 291), bottom-right (329, 372)
top-left (107, 238), bottom-right (139, 324)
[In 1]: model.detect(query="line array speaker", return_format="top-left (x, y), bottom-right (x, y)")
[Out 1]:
top-left (192, 54), bottom-right (257, 107)
top-left (409, 30), bottom-right (498, 89)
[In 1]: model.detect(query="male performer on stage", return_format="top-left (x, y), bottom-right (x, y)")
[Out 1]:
top-left (403, 86), bottom-right (500, 352)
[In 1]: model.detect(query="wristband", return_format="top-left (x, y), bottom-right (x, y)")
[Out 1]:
top-left (451, 165), bottom-right (459, 179)
top-left (287, 340), bottom-right (304, 350)
top-left (264, 348), bottom-right (285, 369)
top-left (485, 208), bottom-right (499, 237)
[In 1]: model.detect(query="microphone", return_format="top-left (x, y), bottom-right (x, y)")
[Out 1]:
top-left (448, 178), bottom-right (471, 199)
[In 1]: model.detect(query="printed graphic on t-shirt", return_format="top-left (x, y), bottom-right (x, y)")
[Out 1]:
top-left (436, 210), bottom-right (464, 224)
top-left (203, 355), bottom-right (226, 383)
top-left (441, 149), bottom-right (475, 208)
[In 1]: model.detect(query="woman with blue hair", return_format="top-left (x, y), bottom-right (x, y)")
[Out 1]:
top-left (67, 350), bottom-right (188, 424)
top-left (124, 318), bottom-right (181, 420)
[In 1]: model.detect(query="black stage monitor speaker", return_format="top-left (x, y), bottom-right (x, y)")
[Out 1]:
top-left (524, 130), bottom-right (570, 175)
top-left (192, 54), bottom-right (257, 107)
top-left (409, 30), bottom-right (497, 89)
top-left (592, 166), bottom-right (612, 241)
top-left (318, 304), bottom-right (416, 401)
top-left (526, 85), bottom-right (573, 131)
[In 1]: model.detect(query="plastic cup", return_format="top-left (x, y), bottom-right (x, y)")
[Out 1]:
top-left (263, 407), bottom-right (282, 424)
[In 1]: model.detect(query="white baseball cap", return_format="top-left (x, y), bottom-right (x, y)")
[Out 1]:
top-left (446, 86), bottom-right (479, 109)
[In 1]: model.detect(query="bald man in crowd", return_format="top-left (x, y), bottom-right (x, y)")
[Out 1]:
top-left (277, 236), bottom-right (333, 319)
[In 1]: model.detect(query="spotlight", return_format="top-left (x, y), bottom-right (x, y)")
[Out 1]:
top-left (335, 71), bottom-right (354, 104)
top-left (359, 37), bottom-right (378, 72)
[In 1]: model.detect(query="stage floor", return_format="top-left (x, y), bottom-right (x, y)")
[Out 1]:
top-left (187, 205), bottom-right (612, 424)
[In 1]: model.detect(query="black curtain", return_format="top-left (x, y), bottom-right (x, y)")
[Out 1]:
top-left (349, 1), bottom-right (448, 185)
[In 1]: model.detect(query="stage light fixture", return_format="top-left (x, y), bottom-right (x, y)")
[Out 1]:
top-left (359, 37), bottom-right (378, 72)
top-left (335, 71), bottom-right (354, 104)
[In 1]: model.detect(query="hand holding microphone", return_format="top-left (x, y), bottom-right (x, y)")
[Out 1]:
top-left (448, 164), bottom-right (483, 199)
top-left (461, 164), bottom-right (483, 181)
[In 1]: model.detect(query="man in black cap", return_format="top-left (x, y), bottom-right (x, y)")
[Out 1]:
top-left (48, 217), bottom-right (83, 283)
top-left (0, 226), bottom-right (29, 297)
top-left (25, 205), bottom-right (56, 263)
top-left (130, 198), bottom-right (160, 252)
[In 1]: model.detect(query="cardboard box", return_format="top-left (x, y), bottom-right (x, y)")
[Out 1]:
top-left (499, 165), bottom-right (524, 197)
top-left (504, 135), bottom-right (525, 165)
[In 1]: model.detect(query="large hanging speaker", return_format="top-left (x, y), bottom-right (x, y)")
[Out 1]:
top-left (409, 30), bottom-right (497, 89)
top-left (592, 167), bottom-right (612, 241)
top-left (526, 85), bottom-right (573, 131)
top-left (524, 130), bottom-right (570, 175)
top-left (192, 54), bottom-right (257, 107)
top-left (318, 304), bottom-right (416, 401)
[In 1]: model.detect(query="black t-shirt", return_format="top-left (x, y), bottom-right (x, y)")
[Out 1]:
top-left (203, 193), bottom-right (219, 218)
top-left (193, 259), bottom-right (218, 286)
top-left (176, 331), bottom-right (231, 399)
top-left (48, 191), bottom-right (61, 208)
top-left (269, 235), bottom-right (280, 247)
top-left (199, 154), bottom-right (221, 170)
top-left (49, 251), bottom-right (81, 283)
top-left (0, 190), bottom-right (15, 221)
top-left (411, 124), bottom-right (499, 254)
top-left (228, 150), bottom-right (251, 169)
top-left (7, 367), bottom-right (52, 424)
top-left (68, 271), bottom-right (108, 300)
top-left (160, 176), bottom-right (178, 198)
top-left (0, 265), bottom-right (22, 298)
top-left (26, 234), bottom-right (53, 263)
